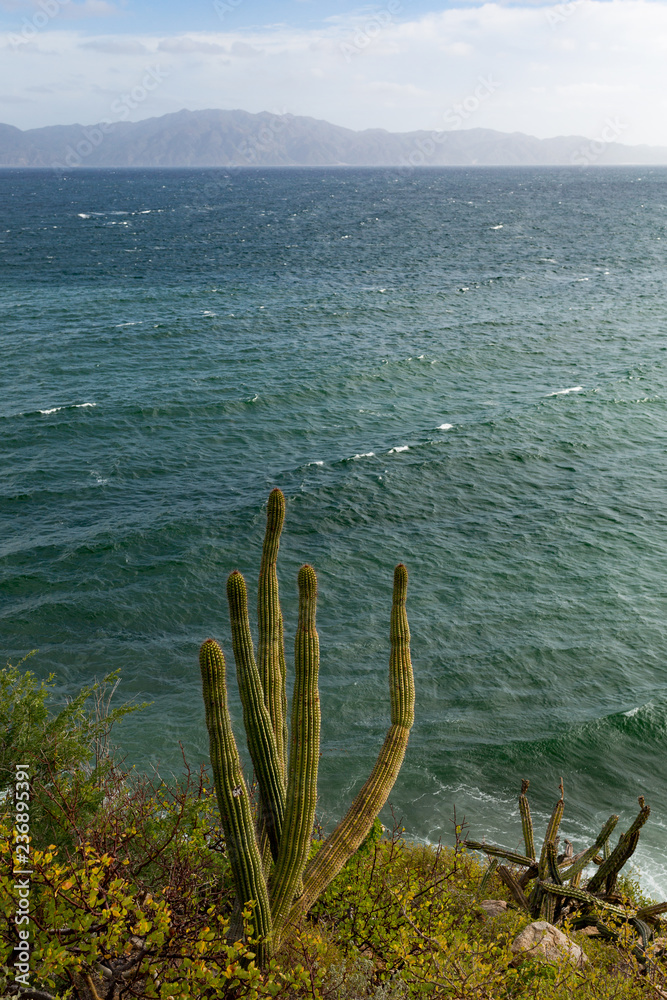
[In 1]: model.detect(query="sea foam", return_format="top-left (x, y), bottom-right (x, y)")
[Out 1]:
top-left (39, 403), bottom-right (96, 415)
top-left (547, 386), bottom-right (584, 396)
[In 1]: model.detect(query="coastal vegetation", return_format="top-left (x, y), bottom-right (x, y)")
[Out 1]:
top-left (2, 490), bottom-right (666, 998)
top-left (2, 655), bottom-right (667, 999)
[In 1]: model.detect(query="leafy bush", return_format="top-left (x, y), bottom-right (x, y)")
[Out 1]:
top-left (0, 654), bottom-right (143, 848)
top-left (2, 658), bottom-right (665, 999)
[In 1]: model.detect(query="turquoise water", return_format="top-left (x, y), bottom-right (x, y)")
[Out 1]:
top-left (2, 166), bottom-right (667, 893)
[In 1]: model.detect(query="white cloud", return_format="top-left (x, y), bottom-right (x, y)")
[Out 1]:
top-left (1, 1), bottom-right (667, 145)
top-left (80, 37), bottom-right (146, 52)
top-left (157, 36), bottom-right (227, 54)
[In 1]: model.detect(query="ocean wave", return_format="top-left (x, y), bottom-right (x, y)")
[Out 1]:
top-left (37, 402), bottom-right (96, 416)
top-left (388, 445), bottom-right (409, 454)
top-left (547, 386), bottom-right (584, 396)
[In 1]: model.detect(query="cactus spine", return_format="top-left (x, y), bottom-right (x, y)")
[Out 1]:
top-left (199, 491), bottom-right (414, 963)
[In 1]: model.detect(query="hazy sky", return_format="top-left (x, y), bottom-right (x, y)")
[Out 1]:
top-left (1, 0), bottom-right (666, 145)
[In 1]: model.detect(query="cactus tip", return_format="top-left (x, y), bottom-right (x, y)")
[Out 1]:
top-left (267, 488), bottom-right (286, 523)
top-left (199, 637), bottom-right (225, 670)
top-left (298, 563), bottom-right (317, 596)
top-left (227, 568), bottom-right (246, 592)
top-left (393, 563), bottom-right (408, 598)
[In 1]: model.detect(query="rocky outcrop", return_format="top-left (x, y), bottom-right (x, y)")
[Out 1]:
top-left (511, 921), bottom-right (588, 968)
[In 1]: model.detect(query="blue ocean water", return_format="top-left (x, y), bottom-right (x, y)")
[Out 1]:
top-left (2, 166), bottom-right (667, 893)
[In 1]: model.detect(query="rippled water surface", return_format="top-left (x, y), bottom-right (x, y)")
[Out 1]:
top-left (2, 166), bottom-right (667, 892)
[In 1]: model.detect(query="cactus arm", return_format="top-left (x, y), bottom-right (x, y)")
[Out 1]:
top-left (538, 785), bottom-right (564, 881)
top-left (479, 857), bottom-right (499, 894)
top-left (519, 780), bottom-right (536, 860)
top-left (560, 815), bottom-right (619, 883)
top-left (227, 571), bottom-right (286, 860)
top-left (270, 564), bottom-right (321, 935)
top-left (289, 564), bottom-right (414, 926)
top-left (587, 797), bottom-right (649, 894)
top-left (496, 865), bottom-right (531, 912)
top-left (539, 881), bottom-right (636, 920)
top-left (258, 488), bottom-right (288, 778)
top-left (464, 841), bottom-right (534, 868)
top-left (546, 840), bottom-right (563, 885)
top-left (198, 639), bottom-right (272, 950)
top-left (278, 612), bottom-right (289, 774)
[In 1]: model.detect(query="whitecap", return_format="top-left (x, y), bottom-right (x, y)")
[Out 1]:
top-left (437, 423), bottom-right (453, 430)
top-left (202, 311), bottom-right (217, 317)
top-left (547, 386), bottom-right (584, 396)
top-left (352, 452), bottom-right (375, 459)
top-left (388, 445), bottom-right (409, 454)
top-left (39, 402), bottom-right (96, 415)
top-left (490, 224), bottom-right (503, 230)
top-left (77, 213), bottom-right (91, 219)
top-left (309, 460), bottom-right (324, 466)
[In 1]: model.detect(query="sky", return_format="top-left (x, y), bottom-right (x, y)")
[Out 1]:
top-left (1, 0), bottom-right (667, 146)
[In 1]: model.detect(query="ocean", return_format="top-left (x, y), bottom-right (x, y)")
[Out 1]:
top-left (2, 165), bottom-right (666, 895)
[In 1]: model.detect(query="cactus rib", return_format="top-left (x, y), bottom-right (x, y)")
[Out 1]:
top-left (199, 638), bottom-right (271, 951)
top-left (227, 570), bottom-right (286, 860)
top-left (289, 563), bottom-right (415, 925)
top-left (270, 564), bottom-right (321, 936)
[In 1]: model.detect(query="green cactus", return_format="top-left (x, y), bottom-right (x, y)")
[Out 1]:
top-left (198, 489), bottom-right (414, 963)
top-left (466, 780), bottom-right (660, 952)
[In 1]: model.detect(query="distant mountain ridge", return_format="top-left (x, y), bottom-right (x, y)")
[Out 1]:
top-left (2, 108), bottom-right (667, 168)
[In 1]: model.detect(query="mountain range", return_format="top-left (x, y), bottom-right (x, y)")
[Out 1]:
top-left (2, 108), bottom-right (667, 168)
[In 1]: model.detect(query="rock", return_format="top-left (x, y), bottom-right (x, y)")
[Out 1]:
top-left (511, 921), bottom-right (588, 968)
top-left (479, 899), bottom-right (508, 918)
top-left (579, 925), bottom-right (600, 937)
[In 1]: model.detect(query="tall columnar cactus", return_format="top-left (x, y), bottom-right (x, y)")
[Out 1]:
top-left (198, 489), bottom-right (415, 963)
